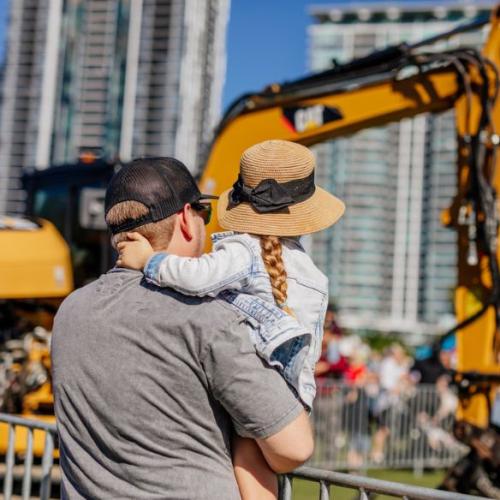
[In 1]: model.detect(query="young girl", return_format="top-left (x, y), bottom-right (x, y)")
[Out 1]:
top-left (117, 140), bottom-right (345, 499)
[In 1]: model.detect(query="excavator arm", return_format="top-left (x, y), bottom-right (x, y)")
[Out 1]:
top-left (200, 6), bottom-right (500, 428)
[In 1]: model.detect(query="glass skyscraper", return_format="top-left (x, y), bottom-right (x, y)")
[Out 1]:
top-left (309, 1), bottom-right (494, 336)
top-left (0, 0), bottom-right (229, 214)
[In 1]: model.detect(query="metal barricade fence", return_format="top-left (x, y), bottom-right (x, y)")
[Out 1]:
top-left (281, 467), bottom-right (484, 500)
top-left (0, 413), bottom-right (57, 500)
top-left (0, 412), bottom-right (479, 500)
top-left (310, 381), bottom-right (468, 471)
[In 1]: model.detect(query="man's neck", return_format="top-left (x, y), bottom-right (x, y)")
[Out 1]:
top-left (163, 235), bottom-right (201, 257)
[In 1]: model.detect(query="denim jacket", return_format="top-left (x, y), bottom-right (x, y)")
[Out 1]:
top-left (144, 232), bottom-right (329, 409)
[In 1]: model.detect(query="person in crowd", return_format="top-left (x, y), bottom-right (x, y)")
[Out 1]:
top-left (411, 343), bottom-right (453, 385)
top-left (312, 304), bottom-right (347, 463)
top-left (51, 157), bottom-right (316, 500)
top-left (378, 343), bottom-right (410, 392)
top-left (342, 337), bottom-right (369, 386)
top-left (434, 374), bottom-right (458, 424)
top-left (370, 343), bottom-right (411, 463)
top-left (417, 374), bottom-right (460, 452)
top-left (315, 304), bottom-right (349, 381)
top-left (113, 141), bottom-right (346, 500)
top-left (343, 342), bottom-right (371, 468)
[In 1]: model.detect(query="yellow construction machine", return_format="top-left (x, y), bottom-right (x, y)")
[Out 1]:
top-left (5, 3), bottom-right (500, 493)
top-left (1, 162), bottom-right (114, 455)
top-left (201, 4), bottom-right (500, 428)
top-left (0, 215), bottom-right (72, 454)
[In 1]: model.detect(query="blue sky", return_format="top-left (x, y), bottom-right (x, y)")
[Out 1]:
top-left (223, 0), bottom-right (333, 108)
top-left (0, 0), bottom-right (7, 64)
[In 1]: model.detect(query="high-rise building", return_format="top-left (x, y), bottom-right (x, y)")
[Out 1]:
top-left (308, 1), bottom-right (494, 335)
top-left (0, 0), bottom-right (229, 214)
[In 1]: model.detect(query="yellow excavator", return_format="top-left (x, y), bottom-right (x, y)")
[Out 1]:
top-left (196, 6), bottom-right (500, 494)
top-left (200, 4), bottom-right (500, 430)
top-left (3, 4), bottom-right (500, 495)
top-left (0, 215), bottom-right (72, 454)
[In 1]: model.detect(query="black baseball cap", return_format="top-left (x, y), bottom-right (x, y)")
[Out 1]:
top-left (105, 157), bottom-right (217, 234)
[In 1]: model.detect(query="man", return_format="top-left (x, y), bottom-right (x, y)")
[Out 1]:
top-left (51, 157), bottom-right (313, 499)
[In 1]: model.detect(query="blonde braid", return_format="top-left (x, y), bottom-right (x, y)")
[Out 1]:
top-left (260, 235), bottom-right (294, 316)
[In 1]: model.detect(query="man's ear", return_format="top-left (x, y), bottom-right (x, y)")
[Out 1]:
top-left (178, 203), bottom-right (194, 241)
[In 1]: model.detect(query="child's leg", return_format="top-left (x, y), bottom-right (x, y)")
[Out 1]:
top-left (233, 435), bottom-right (278, 500)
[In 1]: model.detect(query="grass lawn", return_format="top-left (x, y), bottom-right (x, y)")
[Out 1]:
top-left (291, 469), bottom-right (446, 500)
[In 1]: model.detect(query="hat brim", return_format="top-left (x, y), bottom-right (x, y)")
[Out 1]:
top-left (217, 186), bottom-right (345, 237)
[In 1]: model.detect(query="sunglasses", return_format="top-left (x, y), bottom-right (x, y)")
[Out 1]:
top-left (191, 202), bottom-right (212, 225)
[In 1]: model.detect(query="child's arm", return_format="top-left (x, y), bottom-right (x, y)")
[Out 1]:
top-left (118, 232), bottom-right (254, 297)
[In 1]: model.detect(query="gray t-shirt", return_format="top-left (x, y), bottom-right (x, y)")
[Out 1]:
top-left (51, 268), bottom-right (302, 499)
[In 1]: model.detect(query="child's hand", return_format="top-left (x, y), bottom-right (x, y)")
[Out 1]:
top-left (116, 232), bottom-right (154, 270)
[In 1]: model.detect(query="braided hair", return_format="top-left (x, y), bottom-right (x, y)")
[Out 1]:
top-left (260, 235), bottom-right (294, 316)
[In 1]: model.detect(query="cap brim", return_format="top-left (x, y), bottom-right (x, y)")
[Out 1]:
top-left (217, 186), bottom-right (345, 237)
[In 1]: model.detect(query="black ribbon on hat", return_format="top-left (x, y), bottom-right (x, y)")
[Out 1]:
top-left (229, 171), bottom-right (315, 213)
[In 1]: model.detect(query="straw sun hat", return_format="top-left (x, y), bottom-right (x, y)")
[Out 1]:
top-left (217, 140), bottom-right (345, 236)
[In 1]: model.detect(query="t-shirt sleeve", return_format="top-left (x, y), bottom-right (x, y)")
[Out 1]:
top-left (201, 315), bottom-right (303, 439)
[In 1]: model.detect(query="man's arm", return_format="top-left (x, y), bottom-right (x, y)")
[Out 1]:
top-left (257, 410), bottom-right (314, 473)
top-left (202, 308), bottom-right (314, 472)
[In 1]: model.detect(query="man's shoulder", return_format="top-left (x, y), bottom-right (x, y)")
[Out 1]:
top-left (55, 270), bottom-right (142, 317)
top-left (56, 279), bottom-right (96, 311)
top-left (55, 269), bottom-right (250, 334)
top-left (184, 294), bottom-right (249, 330)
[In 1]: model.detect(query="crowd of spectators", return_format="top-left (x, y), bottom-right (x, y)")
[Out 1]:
top-left (314, 304), bottom-right (460, 468)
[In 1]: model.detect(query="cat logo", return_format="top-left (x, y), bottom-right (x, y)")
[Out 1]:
top-left (282, 105), bottom-right (343, 133)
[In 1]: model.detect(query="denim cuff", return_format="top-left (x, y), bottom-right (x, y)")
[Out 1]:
top-left (144, 252), bottom-right (168, 284)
